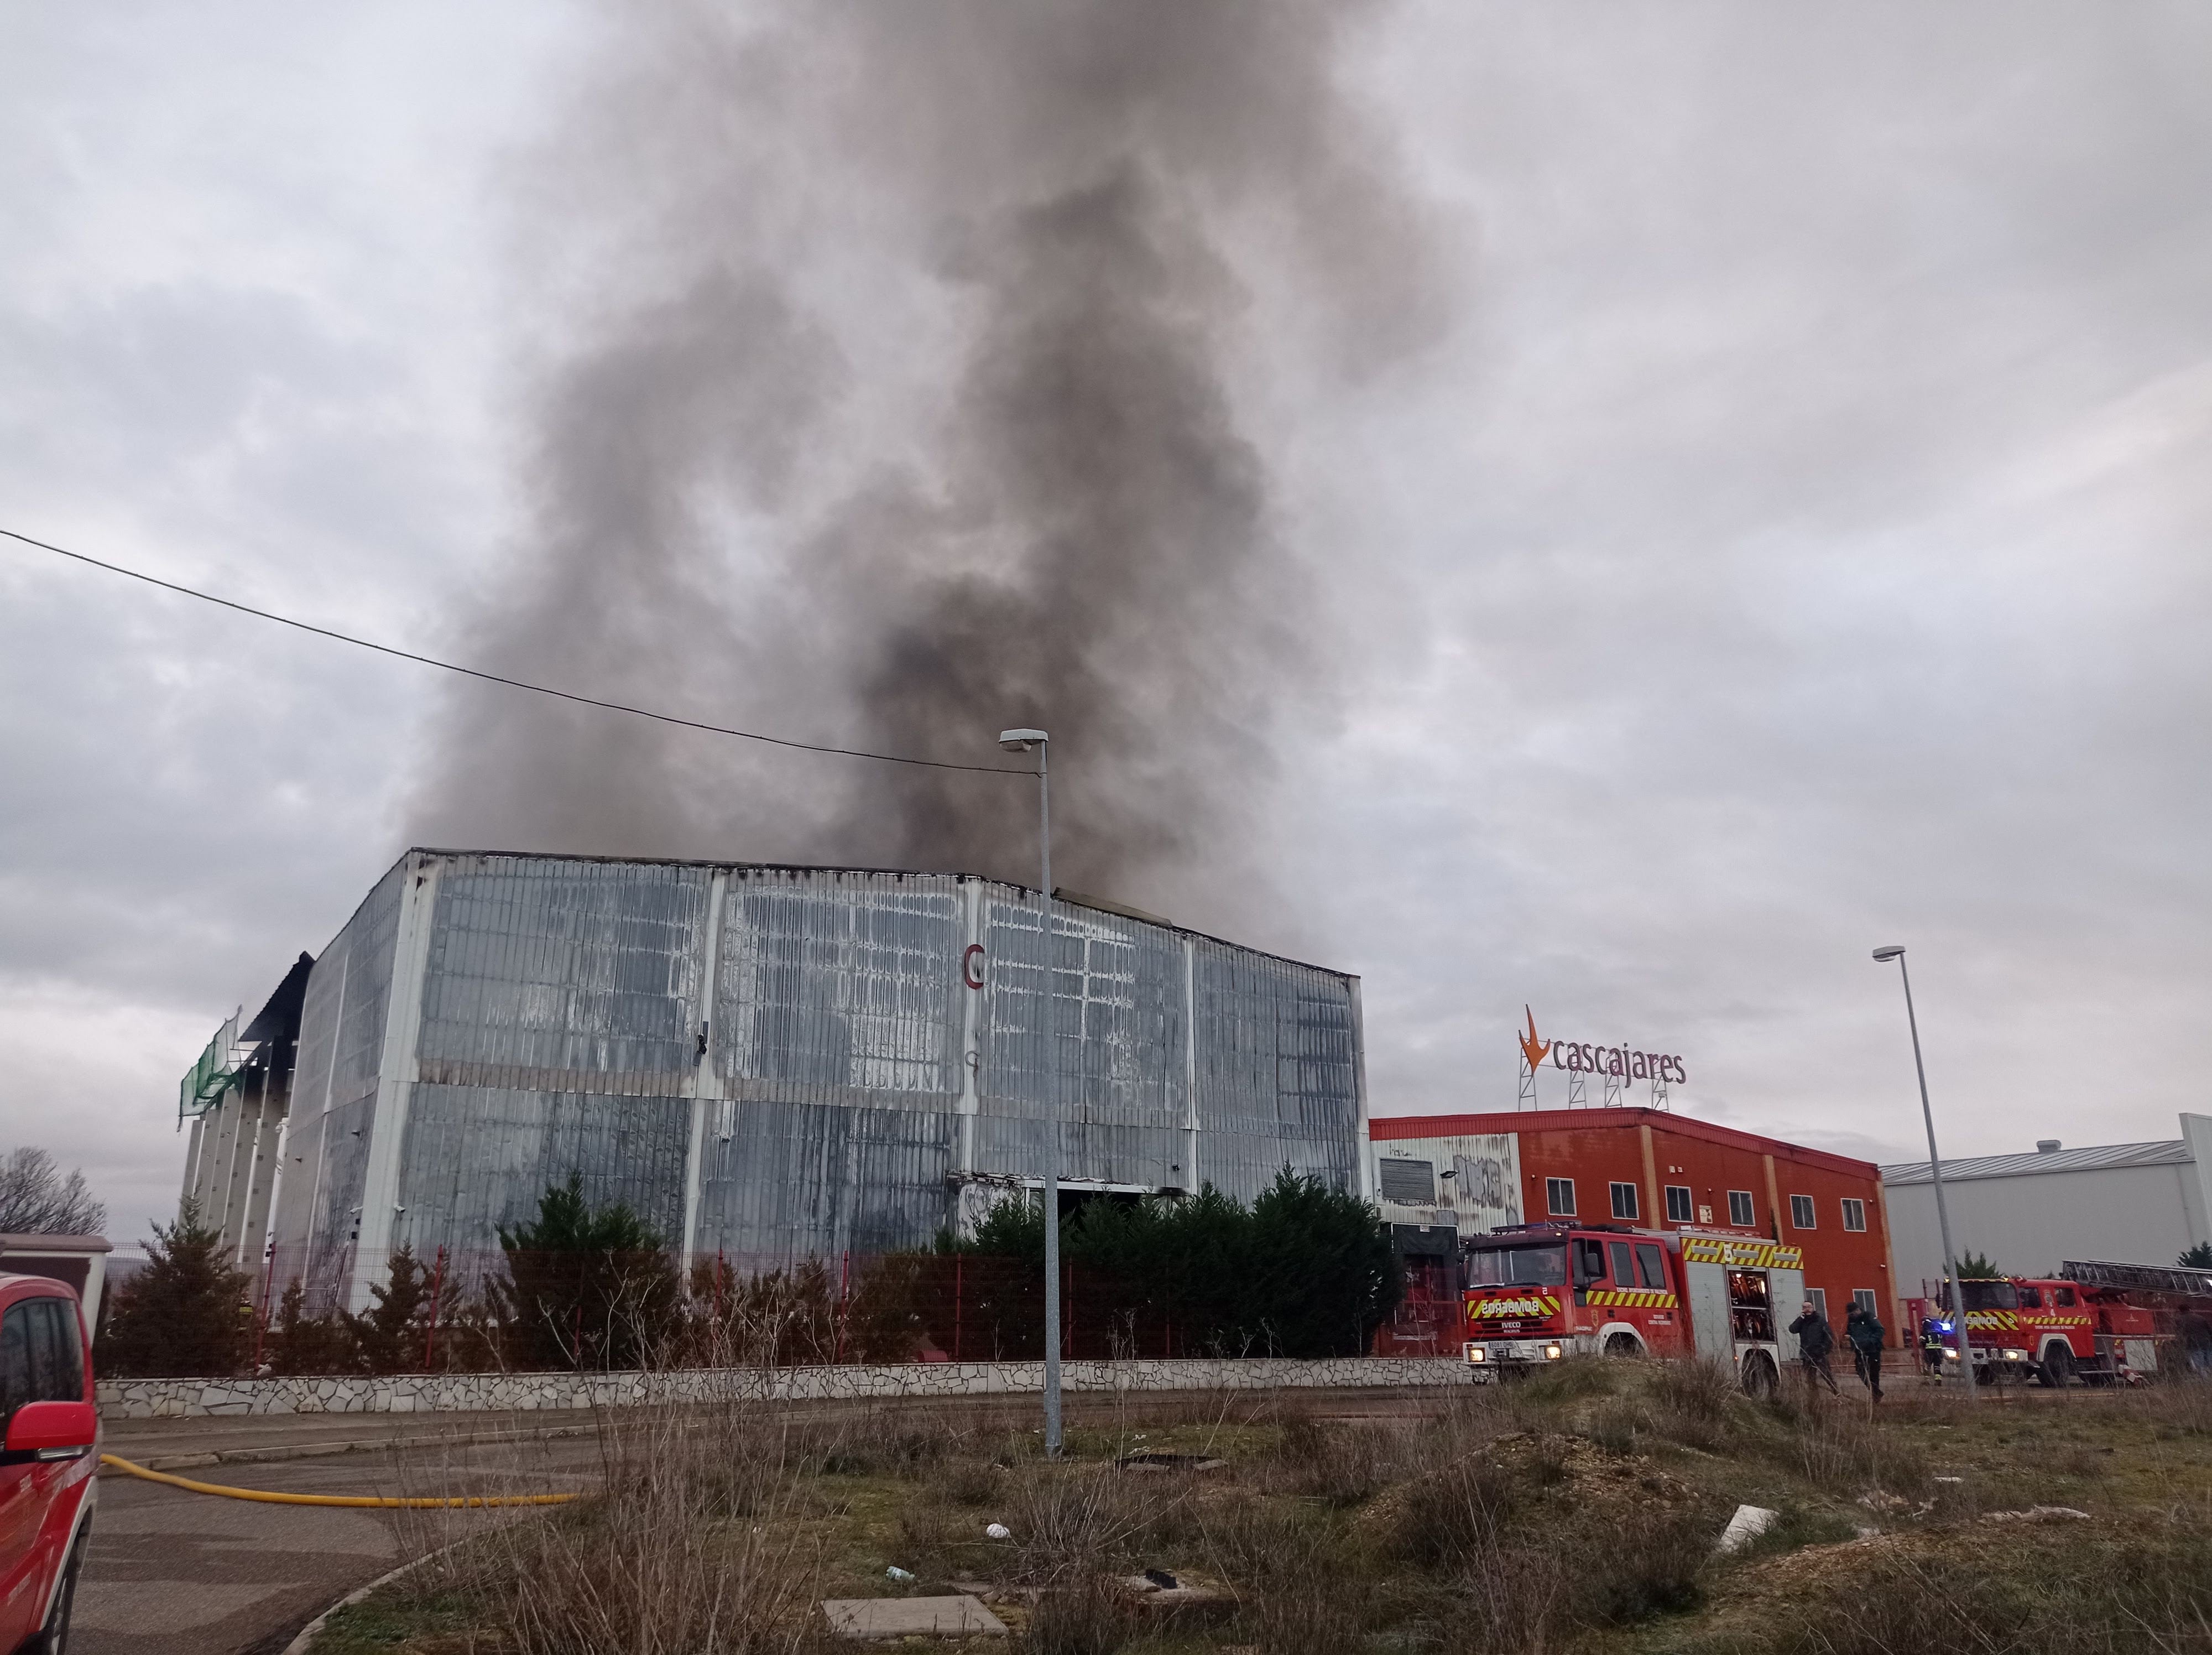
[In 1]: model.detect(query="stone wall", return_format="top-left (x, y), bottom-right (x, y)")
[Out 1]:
top-left (97, 1356), bottom-right (1473, 1419)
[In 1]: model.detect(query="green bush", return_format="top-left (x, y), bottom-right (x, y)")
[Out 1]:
top-left (97, 1201), bottom-right (252, 1377)
top-left (941, 1168), bottom-right (1400, 1359)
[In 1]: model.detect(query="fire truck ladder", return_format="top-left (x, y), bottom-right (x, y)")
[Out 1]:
top-left (2061, 1260), bottom-right (2212, 1297)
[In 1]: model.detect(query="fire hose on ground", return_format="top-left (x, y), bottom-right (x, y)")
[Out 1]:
top-left (98, 1453), bottom-right (585, 1508)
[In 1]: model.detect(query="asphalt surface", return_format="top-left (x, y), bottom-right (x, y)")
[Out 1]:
top-left (78, 1425), bottom-right (608, 1655)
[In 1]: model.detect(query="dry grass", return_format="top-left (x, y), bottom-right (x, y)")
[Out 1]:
top-left (328, 1366), bottom-right (2212, 1655)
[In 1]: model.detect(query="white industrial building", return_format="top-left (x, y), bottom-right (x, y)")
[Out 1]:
top-left (183, 850), bottom-right (1369, 1314)
top-left (1884, 1113), bottom-right (2212, 1290)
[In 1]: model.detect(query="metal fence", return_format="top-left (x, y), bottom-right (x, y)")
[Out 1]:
top-left (218, 1245), bottom-right (1261, 1380)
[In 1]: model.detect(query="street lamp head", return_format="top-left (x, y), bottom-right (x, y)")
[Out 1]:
top-left (1872, 945), bottom-right (1906, 962)
top-left (999, 728), bottom-right (1048, 753)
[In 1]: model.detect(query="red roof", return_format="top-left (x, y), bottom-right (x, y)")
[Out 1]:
top-left (1369, 1107), bottom-right (1880, 1180)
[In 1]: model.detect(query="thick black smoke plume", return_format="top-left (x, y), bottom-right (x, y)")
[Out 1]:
top-left (411, 1), bottom-right (1446, 922)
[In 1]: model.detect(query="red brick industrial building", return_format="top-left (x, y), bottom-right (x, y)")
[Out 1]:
top-left (1369, 1108), bottom-right (1900, 1350)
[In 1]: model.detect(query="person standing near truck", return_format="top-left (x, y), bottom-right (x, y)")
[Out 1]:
top-left (1920, 1312), bottom-right (1947, 1380)
top-left (1789, 1299), bottom-right (1839, 1397)
top-left (1844, 1303), bottom-right (1886, 1401)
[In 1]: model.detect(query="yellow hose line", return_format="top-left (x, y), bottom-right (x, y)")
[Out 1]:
top-left (98, 1453), bottom-right (584, 1508)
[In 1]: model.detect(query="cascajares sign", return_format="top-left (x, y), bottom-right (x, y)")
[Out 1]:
top-left (1517, 1007), bottom-right (1686, 1086)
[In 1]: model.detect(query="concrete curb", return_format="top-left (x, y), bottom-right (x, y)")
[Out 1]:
top-left (101, 1420), bottom-right (601, 1474)
top-left (277, 1543), bottom-right (453, 1655)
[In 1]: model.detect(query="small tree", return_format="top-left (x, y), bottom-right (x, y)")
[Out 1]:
top-left (343, 1248), bottom-right (434, 1373)
top-left (0, 1147), bottom-right (106, 1235)
top-left (1244, 1168), bottom-right (1402, 1357)
top-left (1956, 1251), bottom-right (2002, 1279)
top-left (493, 1177), bottom-right (681, 1372)
top-left (100, 1201), bottom-right (251, 1377)
top-left (262, 1281), bottom-right (353, 1376)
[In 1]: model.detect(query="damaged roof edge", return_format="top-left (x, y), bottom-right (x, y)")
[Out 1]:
top-left (380, 846), bottom-right (1361, 983)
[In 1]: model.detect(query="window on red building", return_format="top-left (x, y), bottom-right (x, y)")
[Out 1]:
top-left (1841, 1198), bottom-right (1866, 1232)
top-left (1665, 1185), bottom-right (1693, 1223)
top-left (1546, 1177), bottom-right (1575, 1216)
top-left (1790, 1194), bottom-right (1816, 1229)
top-left (1727, 1190), bottom-right (1755, 1226)
top-left (1610, 1182), bottom-right (1639, 1220)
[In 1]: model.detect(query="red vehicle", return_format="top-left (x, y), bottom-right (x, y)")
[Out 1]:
top-left (1909, 1258), bottom-right (2212, 1387)
top-left (0, 1273), bottom-right (99, 1654)
top-left (1460, 1223), bottom-right (1809, 1395)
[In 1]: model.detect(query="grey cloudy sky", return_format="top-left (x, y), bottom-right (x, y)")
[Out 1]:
top-left (4, 3), bottom-right (2208, 1246)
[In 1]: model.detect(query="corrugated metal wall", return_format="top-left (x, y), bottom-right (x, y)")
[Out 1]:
top-left (267, 862), bottom-right (406, 1309)
top-left (1192, 939), bottom-right (1363, 1200)
top-left (269, 852), bottom-right (1363, 1306)
top-left (975, 896), bottom-right (1192, 1193)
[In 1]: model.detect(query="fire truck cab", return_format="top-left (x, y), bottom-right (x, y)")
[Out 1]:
top-left (1907, 1278), bottom-right (2044, 1382)
top-left (1913, 1259), bottom-right (2212, 1386)
top-left (1460, 1224), bottom-right (1805, 1395)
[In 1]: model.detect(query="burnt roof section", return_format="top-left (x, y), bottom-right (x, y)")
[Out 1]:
top-left (1883, 1138), bottom-right (2192, 1185)
top-left (243, 951), bottom-right (316, 1045)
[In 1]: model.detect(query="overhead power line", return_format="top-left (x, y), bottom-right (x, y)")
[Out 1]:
top-left (1, 527), bottom-right (1025, 776)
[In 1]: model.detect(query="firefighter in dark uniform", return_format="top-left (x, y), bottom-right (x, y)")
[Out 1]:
top-left (1789, 1299), bottom-right (1840, 1396)
top-left (1844, 1303), bottom-right (1886, 1402)
top-left (1920, 1313), bottom-right (1947, 1380)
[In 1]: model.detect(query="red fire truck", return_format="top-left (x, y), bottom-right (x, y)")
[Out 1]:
top-left (1908, 1258), bottom-right (2212, 1386)
top-left (1459, 1222), bottom-right (1808, 1394)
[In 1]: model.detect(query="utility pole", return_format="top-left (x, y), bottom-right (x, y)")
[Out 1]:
top-left (999, 728), bottom-right (1060, 1453)
top-left (1874, 945), bottom-right (1975, 1403)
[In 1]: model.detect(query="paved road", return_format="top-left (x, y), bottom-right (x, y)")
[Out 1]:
top-left (77, 1430), bottom-right (607, 1655)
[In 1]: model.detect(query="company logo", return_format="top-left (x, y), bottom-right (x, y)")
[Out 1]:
top-left (1517, 1006), bottom-right (1550, 1072)
top-left (1519, 1008), bottom-right (1685, 1086)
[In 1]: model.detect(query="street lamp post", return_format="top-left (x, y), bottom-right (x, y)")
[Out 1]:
top-left (999, 728), bottom-right (1061, 1455)
top-left (1872, 945), bottom-right (1975, 1402)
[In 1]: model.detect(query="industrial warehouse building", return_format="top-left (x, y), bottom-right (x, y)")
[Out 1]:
top-left (191, 849), bottom-right (1368, 1313)
top-left (1883, 1115), bottom-right (2212, 1293)
top-left (1369, 1107), bottom-right (1898, 1345)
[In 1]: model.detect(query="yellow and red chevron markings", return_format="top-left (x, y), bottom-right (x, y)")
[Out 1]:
top-left (1964, 1310), bottom-right (2020, 1330)
top-left (1585, 1288), bottom-right (1678, 1309)
top-left (1468, 1295), bottom-right (1560, 1321)
top-left (1681, 1238), bottom-right (1803, 1269)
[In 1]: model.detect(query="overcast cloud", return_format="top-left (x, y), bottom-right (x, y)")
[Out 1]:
top-left (4, 2), bottom-right (2209, 1245)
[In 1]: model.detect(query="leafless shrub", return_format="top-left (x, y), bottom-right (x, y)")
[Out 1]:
top-left (1646, 1357), bottom-right (1740, 1449)
top-left (1262, 1417), bottom-right (1407, 1505)
top-left (1241, 1566), bottom-right (1371, 1654)
top-left (1585, 1397), bottom-right (1648, 1456)
top-left (455, 1398), bottom-right (819, 1654)
top-left (2130, 1375), bottom-right (2212, 1440)
top-left (1715, 1512), bottom-right (2212, 1655)
top-left (1790, 1410), bottom-right (1931, 1500)
top-left (1009, 1466), bottom-right (1175, 1581)
top-left (1019, 1572), bottom-right (1148, 1655)
top-left (928, 1456), bottom-right (1005, 1508)
top-left (1391, 1451), bottom-right (1522, 1565)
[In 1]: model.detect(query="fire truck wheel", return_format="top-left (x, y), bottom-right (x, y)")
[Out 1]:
top-left (1603, 1333), bottom-right (1643, 1359)
top-left (1740, 1352), bottom-right (1778, 1399)
top-left (2037, 1346), bottom-right (2074, 1388)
